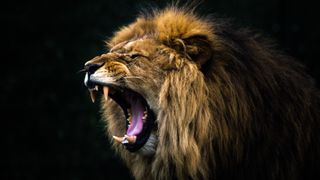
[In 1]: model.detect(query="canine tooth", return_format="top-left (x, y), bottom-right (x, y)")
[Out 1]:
top-left (89, 89), bottom-right (96, 103)
top-left (103, 86), bottom-right (109, 101)
top-left (112, 136), bottom-right (124, 143)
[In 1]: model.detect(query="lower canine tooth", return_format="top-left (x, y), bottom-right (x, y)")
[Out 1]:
top-left (112, 136), bottom-right (124, 143)
top-left (103, 86), bottom-right (109, 101)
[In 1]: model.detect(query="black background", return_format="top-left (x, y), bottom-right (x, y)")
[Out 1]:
top-left (2, 0), bottom-right (320, 179)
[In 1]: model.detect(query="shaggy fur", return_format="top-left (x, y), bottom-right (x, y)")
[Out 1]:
top-left (87, 7), bottom-right (320, 180)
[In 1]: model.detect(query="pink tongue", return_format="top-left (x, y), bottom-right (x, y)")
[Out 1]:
top-left (127, 98), bottom-right (144, 136)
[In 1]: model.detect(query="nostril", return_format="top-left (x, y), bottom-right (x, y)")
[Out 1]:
top-left (85, 63), bottom-right (103, 74)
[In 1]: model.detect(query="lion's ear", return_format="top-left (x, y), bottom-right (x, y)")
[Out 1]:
top-left (170, 36), bottom-right (212, 66)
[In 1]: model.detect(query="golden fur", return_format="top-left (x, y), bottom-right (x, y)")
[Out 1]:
top-left (86, 7), bottom-right (320, 180)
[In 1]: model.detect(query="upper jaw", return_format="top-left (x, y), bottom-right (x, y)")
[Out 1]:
top-left (84, 71), bottom-right (119, 89)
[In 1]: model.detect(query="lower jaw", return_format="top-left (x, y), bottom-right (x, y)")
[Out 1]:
top-left (135, 133), bottom-right (157, 157)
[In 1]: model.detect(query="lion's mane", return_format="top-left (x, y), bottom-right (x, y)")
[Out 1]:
top-left (101, 7), bottom-right (320, 180)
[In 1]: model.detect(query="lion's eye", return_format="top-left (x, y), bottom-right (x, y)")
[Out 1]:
top-left (121, 53), bottom-right (148, 62)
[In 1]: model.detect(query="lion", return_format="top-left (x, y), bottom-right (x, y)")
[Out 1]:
top-left (83, 7), bottom-right (320, 180)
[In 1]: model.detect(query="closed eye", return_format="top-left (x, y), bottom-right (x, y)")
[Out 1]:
top-left (129, 53), bottom-right (149, 60)
top-left (114, 52), bottom-right (149, 63)
top-left (129, 54), bottom-right (141, 59)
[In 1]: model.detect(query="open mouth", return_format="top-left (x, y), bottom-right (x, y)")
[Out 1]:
top-left (84, 72), bottom-right (155, 152)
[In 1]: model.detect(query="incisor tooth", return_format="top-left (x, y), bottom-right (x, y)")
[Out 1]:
top-left (125, 135), bottom-right (137, 144)
top-left (103, 86), bottom-right (109, 101)
top-left (89, 89), bottom-right (96, 103)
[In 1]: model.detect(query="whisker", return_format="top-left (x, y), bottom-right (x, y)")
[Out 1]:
top-left (77, 69), bottom-right (86, 74)
top-left (123, 76), bottom-right (143, 80)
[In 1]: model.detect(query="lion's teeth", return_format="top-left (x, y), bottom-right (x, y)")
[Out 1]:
top-left (142, 111), bottom-right (147, 122)
top-left (94, 85), bottom-right (99, 91)
top-left (142, 114), bottom-right (147, 119)
top-left (142, 117), bottom-right (147, 123)
top-left (125, 135), bottom-right (136, 144)
top-left (89, 89), bottom-right (96, 103)
top-left (112, 135), bottom-right (136, 144)
top-left (103, 86), bottom-right (109, 101)
top-left (112, 136), bottom-right (124, 143)
top-left (127, 116), bottom-right (132, 123)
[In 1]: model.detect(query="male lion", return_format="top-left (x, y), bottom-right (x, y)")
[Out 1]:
top-left (83, 7), bottom-right (320, 180)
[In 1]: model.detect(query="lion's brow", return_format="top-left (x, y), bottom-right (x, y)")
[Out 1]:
top-left (110, 41), bottom-right (128, 53)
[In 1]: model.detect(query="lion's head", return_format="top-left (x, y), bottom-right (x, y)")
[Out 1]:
top-left (83, 7), bottom-right (320, 180)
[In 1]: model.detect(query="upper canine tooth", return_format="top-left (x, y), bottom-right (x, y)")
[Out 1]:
top-left (89, 89), bottom-right (97, 103)
top-left (103, 86), bottom-right (109, 101)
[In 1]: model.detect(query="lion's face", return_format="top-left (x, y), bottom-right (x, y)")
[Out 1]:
top-left (84, 36), bottom-right (184, 155)
top-left (83, 8), bottom-right (215, 160)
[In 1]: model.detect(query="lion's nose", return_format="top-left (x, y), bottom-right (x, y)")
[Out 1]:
top-left (84, 62), bottom-right (104, 74)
